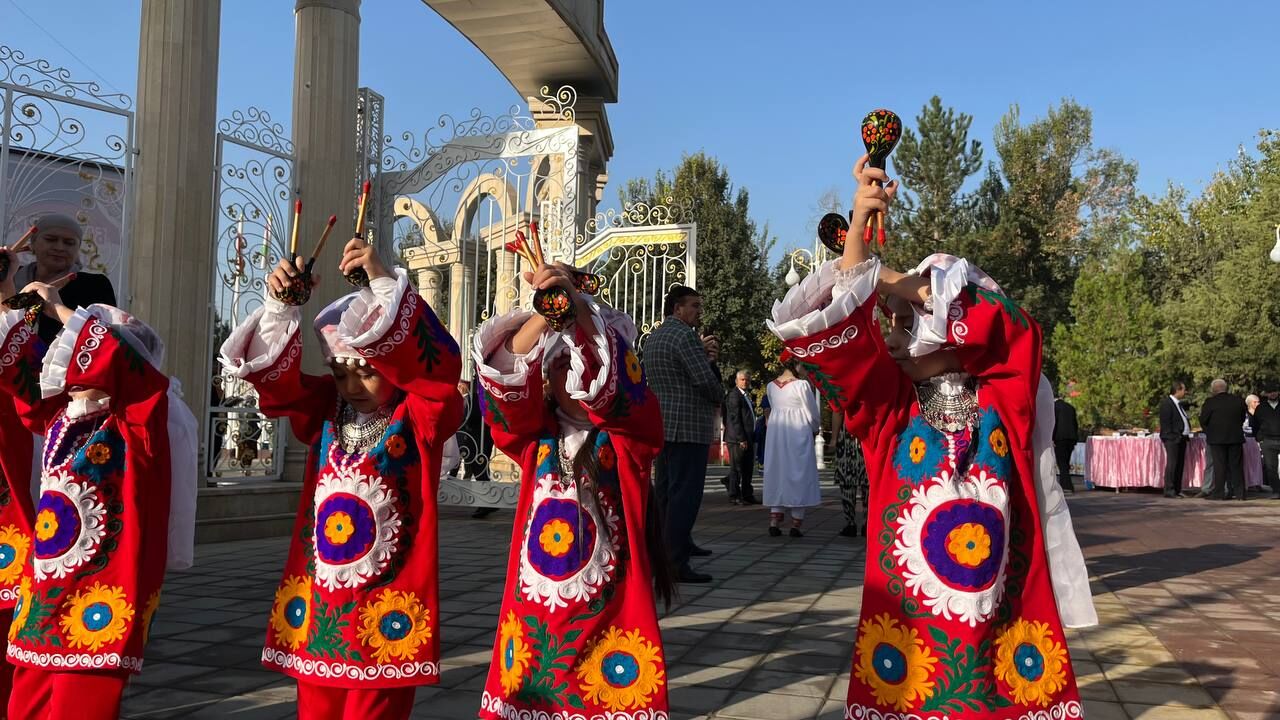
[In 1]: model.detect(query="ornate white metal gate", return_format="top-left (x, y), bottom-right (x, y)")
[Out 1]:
top-left (573, 198), bottom-right (697, 349)
top-left (203, 108), bottom-right (294, 484)
top-left (0, 45), bottom-right (134, 296)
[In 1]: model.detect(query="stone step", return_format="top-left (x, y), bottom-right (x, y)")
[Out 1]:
top-left (195, 511), bottom-right (297, 544)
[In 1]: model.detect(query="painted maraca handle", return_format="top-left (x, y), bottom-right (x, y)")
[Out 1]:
top-left (0, 254), bottom-right (9, 284)
top-left (573, 271), bottom-right (604, 296)
top-left (345, 267), bottom-right (370, 288)
top-left (2, 291), bottom-right (42, 311)
top-left (817, 213), bottom-right (850, 254)
top-left (860, 109), bottom-right (903, 244)
top-left (533, 286), bottom-right (575, 331)
top-left (272, 264), bottom-right (315, 307)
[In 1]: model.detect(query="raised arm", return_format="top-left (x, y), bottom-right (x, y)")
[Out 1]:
top-left (471, 309), bottom-right (553, 461)
top-left (219, 294), bottom-right (335, 446)
top-left (767, 256), bottom-right (913, 447)
top-left (335, 241), bottom-right (461, 407)
top-left (563, 301), bottom-right (663, 453)
top-left (38, 304), bottom-right (170, 427)
top-left (0, 310), bottom-right (57, 432)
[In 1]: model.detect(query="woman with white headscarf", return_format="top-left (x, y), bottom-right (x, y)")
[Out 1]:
top-left (12, 213), bottom-right (116, 348)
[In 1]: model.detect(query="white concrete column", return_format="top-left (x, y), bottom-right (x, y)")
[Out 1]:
top-left (131, 0), bottom-right (221, 466)
top-left (448, 261), bottom-right (473, 340)
top-left (293, 0), bottom-right (361, 373)
top-left (416, 266), bottom-right (443, 312)
top-left (285, 0), bottom-right (360, 479)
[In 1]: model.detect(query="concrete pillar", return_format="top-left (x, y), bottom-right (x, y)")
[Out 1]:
top-left (131, 0), bottom-right (221, 467)
top-left (448, 260), bottom-right (473, 340)
top-left (285, 0), bottom-right (360, 479)
top-left (292, 0), bottom-right (361, 373)
top-left (494, 245), bottom-right (515, 315)
top-left (416, 266), bottom-right (443, 313)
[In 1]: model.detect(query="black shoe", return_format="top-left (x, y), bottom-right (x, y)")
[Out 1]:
top-left (838, 524), bottom-right (858, 538)
top-left (729, 497), bottom-right (742, 506)
top-left (677, 566), bottom-right (712, 583)
top-left (741, 496), bottom-right (762, 505)
top-left (471, 507), bottom-right (498, 519)
top-left (689, 545), bottom-right (712, 557)
top-left (1197, 493), bottom-right (1213, 499)
top-left (768, 526), bottom-right (782, 537)
top-left (789, 528), bottom-right (804, 538)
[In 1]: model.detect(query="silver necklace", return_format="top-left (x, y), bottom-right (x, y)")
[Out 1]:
top-left (916, 373), bottom-right (979, 433)
top-left (338, 402), bottom-right (393, 454)
top-left (557, 436), bottom-right (577, 487)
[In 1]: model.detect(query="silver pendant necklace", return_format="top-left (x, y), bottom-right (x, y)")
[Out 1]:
top-left (337, 402), bottom-right (393, 454)
top-left (916, 373), bottom-right (979, 433)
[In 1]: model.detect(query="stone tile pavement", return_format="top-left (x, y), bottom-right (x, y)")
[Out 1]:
top-left (119, 475), bottom-right (1280, 719)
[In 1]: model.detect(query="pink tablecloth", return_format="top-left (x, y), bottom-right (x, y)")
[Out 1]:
top-left (1085, 436), bottom-right (1263, 490)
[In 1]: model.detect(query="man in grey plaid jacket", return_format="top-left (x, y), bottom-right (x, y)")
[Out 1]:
top-left (644, 286), bottom-right (722, 583)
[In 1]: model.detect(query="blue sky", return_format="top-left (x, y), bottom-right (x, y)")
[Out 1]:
top-left (3, 0), bottom-right (1277, 260)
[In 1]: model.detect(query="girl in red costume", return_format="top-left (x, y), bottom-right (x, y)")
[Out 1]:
top-left (472, 262), bottom-right (673, 720)
top-left (220, 239), bottom-right (461, 720)
top-left (768, 156), bottom-right (1095, 719)
top-left (0, 273), bottom-right (198, 720)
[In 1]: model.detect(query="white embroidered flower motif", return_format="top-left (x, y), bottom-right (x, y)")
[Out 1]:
top-left (312, 467), bottom-right (402, 591)
top-left (33, 469), bottom-right (107, 581)
top-left (893, 470), bottom-right (1010, 627)
top-left (518, 474), bottom-right (619, 612)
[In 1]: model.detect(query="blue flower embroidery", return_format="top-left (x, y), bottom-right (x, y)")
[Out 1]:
top-left (535, 439), bottom-right (557, 477)
top-left (71, 429), bottom-right (125, 483)
top-left (893, 416), bottom-right (946, 486)
top-left (972, 409), bottom-right (1011, 479)
top-left (370, 420), bottom-right (417, 477)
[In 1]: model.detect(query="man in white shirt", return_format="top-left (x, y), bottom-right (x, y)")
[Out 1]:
top-left (1158, 381), bottom-right (1192, 498)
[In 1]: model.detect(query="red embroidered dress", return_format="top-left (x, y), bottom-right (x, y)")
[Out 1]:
top-left (769, 258), bottom-right (1083, 720)
top-left (0, 370), bottom-right (36, 609)
top-left (220, 270), bottom-right (462, 689)
top-left (472, 305), bottom-right (668, 720)
top-left (0, 307), bottom-right (173, 674)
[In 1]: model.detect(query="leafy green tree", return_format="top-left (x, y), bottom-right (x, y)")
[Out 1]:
top-left (884, 96), bottom-right (984, 269)
top-left (1052, 249), bottom-right (1163, 430)
top-left (622, 153), bottom-right (776, 380)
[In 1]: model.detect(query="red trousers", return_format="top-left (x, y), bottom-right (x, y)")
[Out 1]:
top-left (7, 666), bottom-right (129, 720)
top-left (296, 681), bottom-right (417, 720)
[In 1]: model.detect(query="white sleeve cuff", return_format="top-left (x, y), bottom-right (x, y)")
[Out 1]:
top-left (767, 258), bottom-right (879, 341)
top-left (339, 269), bottom-right (409, 351)
top-left (909, 257), bottom-right (970, 357)
top-left (218, 303), bottom-right (301, 378)
top-left (563, 300), bottom-right (611, 405)
top-left (39, 306), bottom-right (95, 398)
top-left (472, 308), bottom-right (550, 387)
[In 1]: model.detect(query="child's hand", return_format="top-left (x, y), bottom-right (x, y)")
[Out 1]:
top-left (22, 276), bottom-right (75, 323)
top-left (339, 238), bottom-right (389, 281)
top-left (850, 153), bottom-right (899, 232)
top-left (267, 256), bottom-right (317, 297)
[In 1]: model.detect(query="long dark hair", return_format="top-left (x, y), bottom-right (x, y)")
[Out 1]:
top-left (561, 421), bottom-right (677, 611)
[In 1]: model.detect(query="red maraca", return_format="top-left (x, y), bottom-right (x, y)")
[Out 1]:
top-left (860, 109), bottom-right (902, 245)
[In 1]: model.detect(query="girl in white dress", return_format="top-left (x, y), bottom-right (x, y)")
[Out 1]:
top-left (763, 362), bottom-right (822, 536)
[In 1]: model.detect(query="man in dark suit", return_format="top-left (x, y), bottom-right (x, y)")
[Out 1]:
top-left (1251, 387), bottom-right (1280, 499)
top-left (722, 370), bottom-right (761, 505)
top-left (1158, 381), bottom-right (1192, 498)
top-left (1052, 395), bottom-right (1079, 494)
top-left (1200, 379), bottom-right (1249, 500)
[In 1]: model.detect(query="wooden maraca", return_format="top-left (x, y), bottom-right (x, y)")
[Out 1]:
top-left (860, 109), bottom-right (902, 245)
top-left (0, 224), bottom-right (37, 283)
top-left (346, 180), bottom-right (372, 288)
top-left (272, 205), bottom-right (339, 307)
top-left (817, 212), bottom-right (850, 255)
top-left (3, 272), bottom-right (76, 327)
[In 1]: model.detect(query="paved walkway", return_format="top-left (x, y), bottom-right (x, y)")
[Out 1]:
top-left (118, 477), bottom-right (1280, 719)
